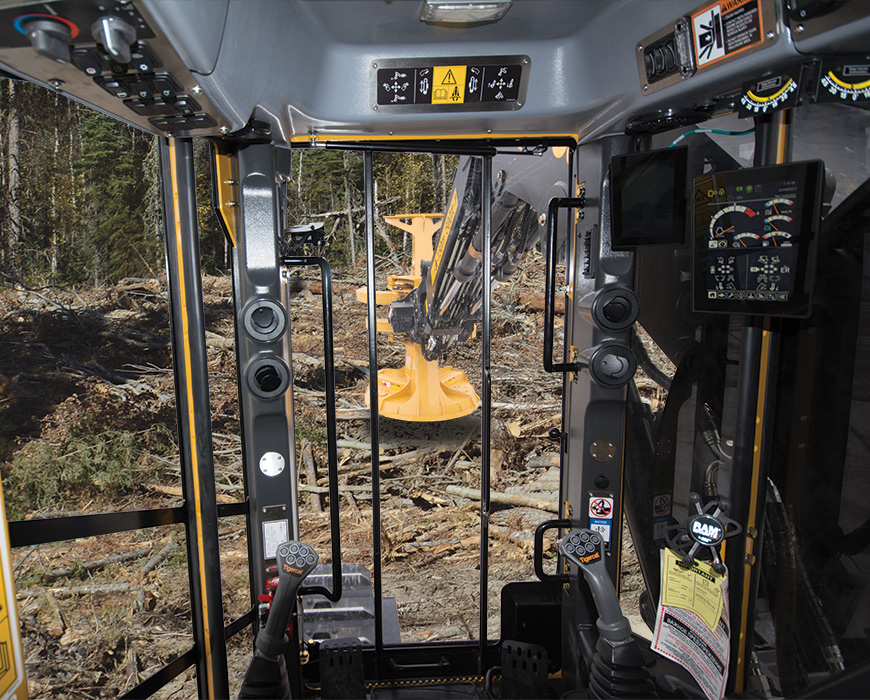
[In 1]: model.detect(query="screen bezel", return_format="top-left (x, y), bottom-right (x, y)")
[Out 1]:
top-left (691, 160), bottom-right (824, 319)
top-left (610, 146), bottom-right (689, 250)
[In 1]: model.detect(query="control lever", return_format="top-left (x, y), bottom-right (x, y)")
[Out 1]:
top-left (239, 541), bottom-right (319, 700)
top-left (91, 16), bottom-right (136, 64)
top-left (560, 530), bottom-right (631, 642)
top-left (560, 530), bottom-right (656, 698)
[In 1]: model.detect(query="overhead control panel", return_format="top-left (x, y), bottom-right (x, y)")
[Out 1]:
top-left (0, 0), bottom-right (224, 136)
top-left (637, 0), bottom-right (777, 95)
top-left (374, 56), bottom-right (528, 112)
top-left (692, 161), bottom-right (825, 318)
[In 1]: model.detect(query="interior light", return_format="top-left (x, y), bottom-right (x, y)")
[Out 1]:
top-left (421, 0), bottom-right (513, 25)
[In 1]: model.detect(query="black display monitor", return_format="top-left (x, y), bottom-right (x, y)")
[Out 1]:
top-left (611, 147), bottom-right (689, 249)
top-left (691, 160), bottom-right (824, 318)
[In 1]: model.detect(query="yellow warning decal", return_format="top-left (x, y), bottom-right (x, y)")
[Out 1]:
top-left (661, 548), bottom-right (725, 632)
top-left (432, 66), bottom-right (467, 104)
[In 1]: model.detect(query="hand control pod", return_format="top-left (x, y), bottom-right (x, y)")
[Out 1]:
top-left (239, 541), bottom-right (319, 700)
top-left (560, 530), bottom-right (657, 699)
top-left (560, 530), bottom-right (632, 642)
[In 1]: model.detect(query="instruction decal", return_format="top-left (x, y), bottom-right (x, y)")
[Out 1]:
top-left (589, 518), bottom-right (612, 551)
top-left (653, 548), bottom-right (729, 700)
top-left (262, 520), bottom-right (289, 560)
top-left (653, 493), bottom-right (672, 541)
top-left (691, 0), bottom-right (763, 68)
top-left (375, 57), bottom-right (526, 111)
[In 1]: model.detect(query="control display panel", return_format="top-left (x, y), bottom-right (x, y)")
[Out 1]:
top-left (611, 147), bottom-right (688, 249)
top-left (692, 161), bottom-right (824, 318)
top-left (374, 56), bottom-right (528, 112)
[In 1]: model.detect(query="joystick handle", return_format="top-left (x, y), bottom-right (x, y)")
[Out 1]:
top-left (560, 529), bottom-right (631, 642)
top-left (256, 541), bottom-right (319, 658)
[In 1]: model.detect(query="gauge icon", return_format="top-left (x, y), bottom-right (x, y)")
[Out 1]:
top-left (761, 198), bottom-right (795, 247)
top-left (709, 204), bottom-right (758, 244)
top-left (818, 62), bottom-right (870, 105)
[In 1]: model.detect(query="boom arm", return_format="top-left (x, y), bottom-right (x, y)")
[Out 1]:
top-left (388, 149), bottom-right (570, 360)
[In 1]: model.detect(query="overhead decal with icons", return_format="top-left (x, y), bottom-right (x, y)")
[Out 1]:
top-left (374, 56), bottom-right (528, 112)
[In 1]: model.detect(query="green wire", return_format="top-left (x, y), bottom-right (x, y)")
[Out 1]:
top-left (669, 126), bottom-right (755, 147)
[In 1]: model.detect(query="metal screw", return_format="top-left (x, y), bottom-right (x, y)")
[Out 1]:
top-left (796, 24), bottom-right (804, 33)
top-left (373, 105), bottom-right (378, 111)
top-left (219, 126), bottom-right (229, 135)
top-left (766, 31), bottom-right (775, 40)
top-left (191, 85), bottom-right (203, 95)
top-left (643, 84), bottom-right (649, 92)
top-left (372, 62), bottom-right (378, 69)
top-left (48, 79), bottom-right (64, 89)
top-left (637, 44), bottom-right (643, 53)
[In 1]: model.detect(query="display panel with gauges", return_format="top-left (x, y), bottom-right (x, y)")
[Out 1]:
top-left (692, 161), bottom-right (825, 318)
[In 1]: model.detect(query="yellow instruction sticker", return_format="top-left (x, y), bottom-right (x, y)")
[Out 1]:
top-left (661, 548), bottom-right (725, 632)
top-left (432, 66), bottom-right (467, 104)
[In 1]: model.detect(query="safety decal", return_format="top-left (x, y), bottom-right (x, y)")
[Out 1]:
top-left (691, 0), bottom-right (763, 69)
top-left (588, 495), bottom-right (614, 520)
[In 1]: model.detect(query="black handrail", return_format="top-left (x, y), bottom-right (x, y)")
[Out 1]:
top-left (544, 197), bottom-right (585, 374)
top-left (282, 255), bottom-right (343, 604)
top-left (534, 519), bottom-right (572, 584)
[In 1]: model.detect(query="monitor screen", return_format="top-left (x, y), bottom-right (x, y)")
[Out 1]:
top-left (611, 147), bottom-right (689, 249)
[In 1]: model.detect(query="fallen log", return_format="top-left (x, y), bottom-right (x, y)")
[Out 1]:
top-left (444, 485), bottom-right (558, 514)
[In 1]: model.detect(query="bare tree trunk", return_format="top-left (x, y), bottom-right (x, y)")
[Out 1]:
top-left (6, 81), bottom-right (22, 273)
top-left (343, 151), bottom-right (355, 265)
top-left (51, 93), bottom-right (60, 279)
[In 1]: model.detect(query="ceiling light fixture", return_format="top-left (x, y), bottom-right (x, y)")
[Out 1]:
top-left (421, 0), bottom-right (513, 25)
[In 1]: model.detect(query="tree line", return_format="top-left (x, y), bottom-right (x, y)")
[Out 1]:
top-left (0, 79), bottom-right (456, 287)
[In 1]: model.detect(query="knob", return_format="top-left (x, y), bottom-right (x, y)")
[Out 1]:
top-left (22, 18), bottom-right (72, 63)
top-left (91, 16), bottom-right (136, 64)
top-left (583, 343), bottom-right (637, 388)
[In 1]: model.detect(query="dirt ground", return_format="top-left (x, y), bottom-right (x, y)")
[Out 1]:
top-left (0, 254), bottom-right (656, 698)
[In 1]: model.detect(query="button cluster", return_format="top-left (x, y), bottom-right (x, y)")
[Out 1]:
top-left (277, 542), bottom-right (318, 572)
top-left (563, 530), bottom-right (601, 556)
top-left (71, 43), bottom-right (160, 77)
top-left (70, 41), bottom-right (214, 133)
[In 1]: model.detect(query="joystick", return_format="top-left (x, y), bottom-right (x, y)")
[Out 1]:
top-left (560, 530), bottom-right (656, 698)
top-left (239, 541), bottom-right (319, 699)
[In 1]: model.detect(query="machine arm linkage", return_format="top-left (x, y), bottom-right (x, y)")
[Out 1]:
top-left (388, 149), bottom-right (570, 361)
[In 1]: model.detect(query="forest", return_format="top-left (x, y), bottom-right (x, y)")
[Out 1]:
top-left (0, 79), bottom-right (456, 286)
